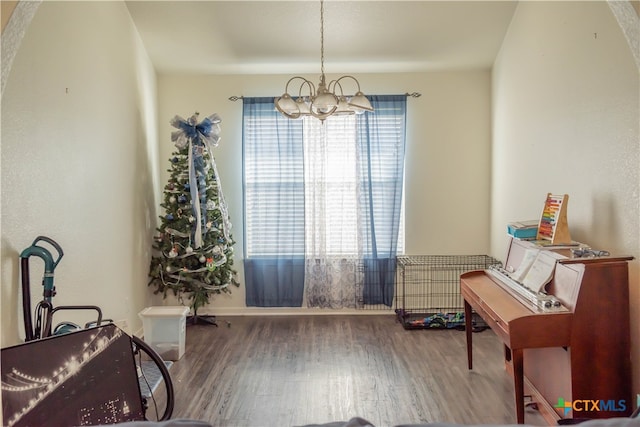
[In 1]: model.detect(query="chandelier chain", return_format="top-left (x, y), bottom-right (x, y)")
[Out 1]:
top-left (320, 0), bottom-right (325, 78)
top-left (273, 0), bottom-right (374, 120)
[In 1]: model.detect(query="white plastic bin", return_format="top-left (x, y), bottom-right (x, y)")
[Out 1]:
top-left (138, 306), bottom-right (190, 361)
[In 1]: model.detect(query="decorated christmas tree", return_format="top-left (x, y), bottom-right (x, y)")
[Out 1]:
top-left (148, 112), bottom-right (239, 323)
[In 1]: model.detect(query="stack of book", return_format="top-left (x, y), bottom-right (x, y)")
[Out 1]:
top-left (507, 220), bottom-right (538, 240)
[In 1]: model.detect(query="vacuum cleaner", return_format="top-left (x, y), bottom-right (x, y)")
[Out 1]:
top-left (18, 236), bottom-right (175, 420)
top-left (19, 235), bottom-right (103, 341)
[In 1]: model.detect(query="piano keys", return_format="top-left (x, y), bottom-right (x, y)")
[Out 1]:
top-left (461, 237), bottom-right (633, 424)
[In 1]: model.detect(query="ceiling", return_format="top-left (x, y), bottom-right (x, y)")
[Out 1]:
top-left (125, 1), bottom-right (519, 75)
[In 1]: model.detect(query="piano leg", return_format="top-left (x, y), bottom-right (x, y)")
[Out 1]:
top-left (464, 299), bottom-right (473, 370)
top-left (512, 348), bottom-right (525, 424)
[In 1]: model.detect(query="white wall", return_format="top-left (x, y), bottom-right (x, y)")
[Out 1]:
top-left (157, 70), bottom-right (493, 313)
top-left (1, 1), bottom-right (160, 345)
top-left (491, 1), bottom-right (640, 393)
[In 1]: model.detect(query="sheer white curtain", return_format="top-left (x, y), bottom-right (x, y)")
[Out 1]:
top-left (304, 116), bottom-right (362, 308)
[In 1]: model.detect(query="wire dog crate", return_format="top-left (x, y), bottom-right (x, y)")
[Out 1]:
top-left (395, 255), bottom-right (501, 330)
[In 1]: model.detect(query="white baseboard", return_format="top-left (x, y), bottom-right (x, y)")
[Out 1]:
top-left (194, 306), bottom-right (395, 317)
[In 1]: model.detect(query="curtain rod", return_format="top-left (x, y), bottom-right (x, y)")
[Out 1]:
top-left (228, 92), bottom-right (421, 102)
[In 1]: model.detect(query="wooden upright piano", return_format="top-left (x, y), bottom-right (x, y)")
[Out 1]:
top-left (461, 238), bottom-right (632, 424)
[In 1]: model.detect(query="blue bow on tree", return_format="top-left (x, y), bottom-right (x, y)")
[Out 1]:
top-left (171, 112), bottom-right (221, 150)
top-left (169, 112), bottom-right (230, 249)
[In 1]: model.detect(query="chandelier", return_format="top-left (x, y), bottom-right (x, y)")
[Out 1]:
top-left (274, 0), bottom-right (374, 120)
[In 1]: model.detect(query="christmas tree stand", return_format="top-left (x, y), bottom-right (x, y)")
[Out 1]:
top-left (187, 314), bottom-right (218, 326)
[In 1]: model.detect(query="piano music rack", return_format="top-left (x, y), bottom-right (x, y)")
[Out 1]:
top-left (394, 255), bottom-right (501, 330)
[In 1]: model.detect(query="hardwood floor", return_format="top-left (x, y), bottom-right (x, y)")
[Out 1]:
top-left (147, 315), bottom-right (547, 427)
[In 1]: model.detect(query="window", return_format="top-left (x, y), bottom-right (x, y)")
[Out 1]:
top-left (242, 96), bottom-right (407, 307)
top-left (303, 115), bottom-right (359, 256)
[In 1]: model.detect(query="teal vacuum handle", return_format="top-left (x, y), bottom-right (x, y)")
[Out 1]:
top-left (22, 235), bottom-right (64, 269)
top-left (20, 236), bottom-right (64, 341)
top-left (19, 236), bottom-right (64, 297)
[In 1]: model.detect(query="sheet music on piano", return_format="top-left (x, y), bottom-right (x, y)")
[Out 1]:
top-left (486, 248), bottom-right (567, 312)
top-left (509, 248), bottom-right (555, 292)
